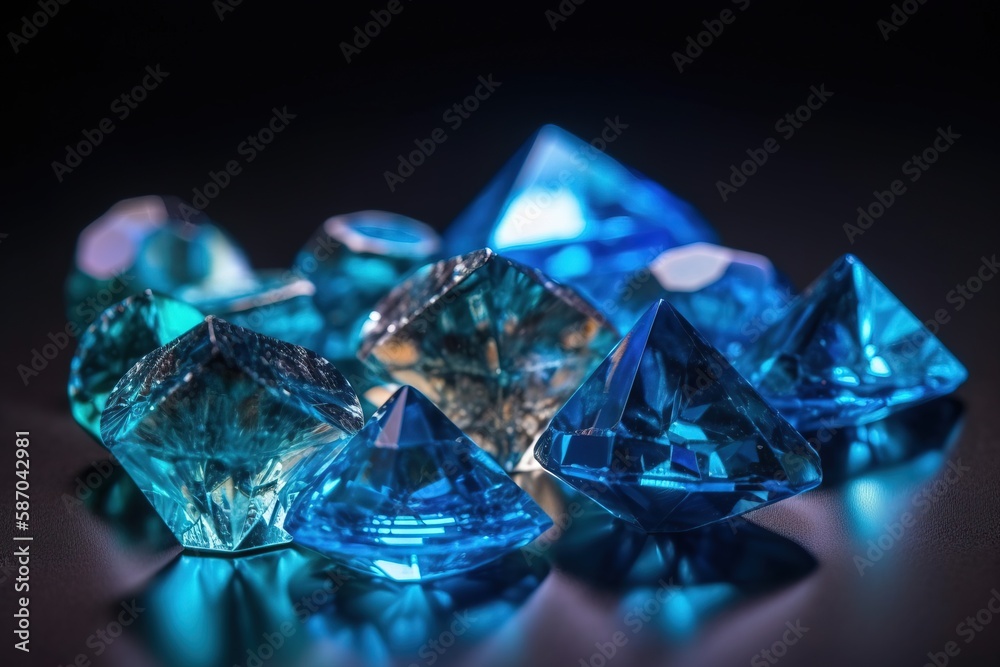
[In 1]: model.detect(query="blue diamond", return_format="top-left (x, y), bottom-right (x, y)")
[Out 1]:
top-left (734, 254), bottom-right (968, 430)
top-left (534, 300), bottom-right (822, 532)
top-left (443, 125), bottom-right (716, 311)
top-left (616, 243), bottom-right (795, 358)
top-left (293, 211), bottom-right (441, 361)
top-left (69, 291), bottom-right (205, 443)
top-left (285, 386), bottom-right (553, 581)
top-left (359, 248), bottom-right (619, 471)
top-left (177, 270), bottom-right (324, 351)
top-left (101, 318), bottom-right (364, 553)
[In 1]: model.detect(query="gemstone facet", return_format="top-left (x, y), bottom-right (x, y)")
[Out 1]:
top-left (615, 243), bottom-right (794, 358)
top-left (68, 291), bottom-right (205, 442)
top-left (734, 254), bottom-right (968, 430)
top-left (293, 211), bottom-right (441, 362)
top-left (359, 248), bottom-right (619, 471)
top-left (444, 125), bottom-right (716, 313)
top-left (101, 318), bottom-right (364, 552)
top-left (285, 386), bottom-right (552, 581)
top-left (534, 300), bottom-right (822, 532)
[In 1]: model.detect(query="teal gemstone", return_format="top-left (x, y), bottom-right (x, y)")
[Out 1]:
top-left (293, 211), bottom-right (441, 361)
top-left (359, 248), bottom-right (619, 471)
top-left (101, 318), bottom-right (364, 553)
top-left (68, 291), bottom-right (204, 443)
top-left (285, 386), bottom-right (553, 581)
top-left (734, 254), bottom-right (968, 430)
top-left (534, 300), bottom-right (822, 532)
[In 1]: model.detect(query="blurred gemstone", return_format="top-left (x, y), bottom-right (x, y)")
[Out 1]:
top-left (101, 318), bottom-right (364, 552)
top-left (177, 270), bottom-right (324, 350)
top-left (66, 195), bottom-right (252, 326)
top-left (615, 243), bottom-right (795, 358)
top-left (535, 300), bottom-right (822, 532)
top-left (293, 211), bottom-right (441, 361)
top-left (285, 386), bottom-right (552, 581)
top-left (359, 248), bottom-right (619, 471)
top-left (68, 291), bottom-right (204, 443)
top-left (734, 254), bottom-right (968, 430)
top-left (444, 124), bottom-right (716, 311)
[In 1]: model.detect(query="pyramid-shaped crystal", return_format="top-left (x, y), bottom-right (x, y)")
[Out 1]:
top-left (285, 386), bottom-right (553, 581)
top-left (359, 248), bottom-right (619, 471)
top-left (444, 125), bottom-right (716, 313)
top-left (734, 254), bottom-right (968, 430)
top-left (69, 291), bottom-right (205, 442)
top-left (101, 318), bottom-right (364, 552)
top-left (534, 300), bottom-right (822, 532)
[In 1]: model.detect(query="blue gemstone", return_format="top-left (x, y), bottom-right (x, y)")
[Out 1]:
top-left (101, 317), bottom-right (364, 553)
top-left (285, 386), bottom-right (553, 581)
top-left (359, 248), bottom-right (619, 471)
top-left (444, 125), bottom-right (717, 311)
top-left (66, 195), bottom-right (252, 326)
top-left (615, 243), bottom-right (795, 359)
top-left (69, 291), bottom-right (205, 443)
top-left (177, 270), bottom-right (324, 351)
top-left (534, 300), bottom-right (822, 532)
top-left (734, 254), bottom-right (968, 430)
top-left (293, 211), bottom-right (441, 361)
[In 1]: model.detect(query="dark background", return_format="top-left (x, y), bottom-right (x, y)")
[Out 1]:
top-left (2, 2), bottom-right (999, 666)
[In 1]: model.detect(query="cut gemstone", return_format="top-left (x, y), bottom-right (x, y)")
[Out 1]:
top-left (443, 124), bottom-right (716, 312)
top-left (534, 300), bottom-right (822, 532)
top-left (101, 318), bottom-right (364, 553)
top-left (615, 243), bottom-right (795, 358)
top-left (293, 211), bottom-right (441, 361)
top-left (285, 386), bottom-right (553, 581)
top-left (358, 248), bottom-right (619, 471)
top-left (177, 270), bottom-right (324, 351)
top-left (68, 291), bottom-right (204, 443)
top-left (66, 195), bottom-right (252, 326)
top-left (734, 254), bottom-right (968, 430)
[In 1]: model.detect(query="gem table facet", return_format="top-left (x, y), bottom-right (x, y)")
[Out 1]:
top-left (359, 248), bottom-right (620, 471)
top-left (534, 300), bottom-right (823, 532)
top-left (101, 318), bottom-right (364, 553)
top-left (69, 291), bottom-right (205, 442)
top-left (734, 254), bottom-right (968, 431)
top-left (444, 125), bottom-right (717, 313)
top-left (284, 386), bottom-right (553, 581)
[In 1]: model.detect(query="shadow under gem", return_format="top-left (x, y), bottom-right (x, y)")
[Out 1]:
top-left (81, 460), bottom-right (178, 551)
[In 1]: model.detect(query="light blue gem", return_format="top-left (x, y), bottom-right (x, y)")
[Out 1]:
top-left (293, 211), bottom-right (441, 361)
top-left (444, 125), bottom-right (717, 310)
top-left (101, 317), bottom-right (364, 553)
top-left (285, 386), bottom-right (553, 581)
top-left (534, 300), bottom-right (822, 532)
top-left (734, 254), bottom-right (968, 430)
top-left (615, 243), bottom-right (795, 359)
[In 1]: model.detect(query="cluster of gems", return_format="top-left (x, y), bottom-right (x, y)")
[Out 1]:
top-left (66, 125), bottom-right (966, 581)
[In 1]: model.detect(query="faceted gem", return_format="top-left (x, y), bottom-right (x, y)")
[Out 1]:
top-left (177, 270), bottom-right (324, 351)
top-left (358, 249), bottom-right (619, 471)
top-left (534, 300), bottom-right (822, 532)
top-left (293, 211), bottom-right (441, 361)
top-left (65, 195), bottom-right (252, 327)
top-left (615, 243), bottom-right (795, 358)
top-left (101, 318), bottom-right (364, 553)
top-left (443, 124), bottom-right (717, 311)
top-left (68, 291), bottom-right (204, 443)
top-left (285, 386), bottom-right (553, 581)
top-left (734, 254), bottom-right (968, 430)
